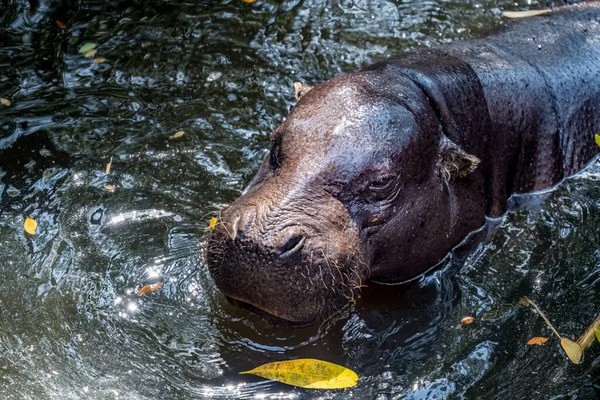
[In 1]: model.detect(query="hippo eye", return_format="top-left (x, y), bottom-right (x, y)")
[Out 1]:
top-left (368, 176), bottom-right (394, 191)
top-left (366, 175), bottom-right (396, 202)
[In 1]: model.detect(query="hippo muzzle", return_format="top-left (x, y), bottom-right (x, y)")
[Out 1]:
top-left (207, 171), bottom-right (366, 325)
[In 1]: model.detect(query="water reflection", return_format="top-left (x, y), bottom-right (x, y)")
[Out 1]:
top-left (0, 0), bottom-right (599, 399)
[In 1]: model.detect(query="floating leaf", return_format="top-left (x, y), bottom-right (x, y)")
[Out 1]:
top-left (560, 338), bottom-right (583, 364)
top-left (1, 98), bottom-right (11, 107)
top-left (78, 42), bottom-right (97, 54)
top-left (501, 10), bottom-right (552, 19)
top-left (519, 297), bottom-right (562, 340)
top-left (595, 134), bottom-right (600, 148)
top-left (24, 217), bottom-right (37, 235)
top-left (137, 282), bottom-right (164, 296)
top-left (209, 217), bottom-right (218, 230)
top-left (93, 57), bottom-right (106, 64)
top-left (595, 326), bottom-right (600, 343)
top-left (461, 316), bottom-right (476, 326)
top-left (576, 313), bottom-right (600, 350)
top-left (105, 184), bottom-right (115, 191)
top-left (527, 337), bottom-right (549, 345)
top-left (170, 130), bottom-right (185, 139)
top-left (106, 157), bottom-right (113, 175)
top-left (84, 48), bottom-right (97, 58)
top-left (240, 359), bottom-right (358, 389)
top-left (56, 20), bottom-right (67, 29)
top-left (242, 0), bottom-right (257, 3)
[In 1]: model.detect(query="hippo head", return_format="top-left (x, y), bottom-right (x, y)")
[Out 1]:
top-left (207, 65), bottom-right (486, 325)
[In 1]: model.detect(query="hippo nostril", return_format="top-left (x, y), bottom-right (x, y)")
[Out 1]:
top-left (278, 232), bottom-right (306, 257)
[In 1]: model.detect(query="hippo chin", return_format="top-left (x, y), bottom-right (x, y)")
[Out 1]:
top-left (207, 3), bottom-right (600, 325)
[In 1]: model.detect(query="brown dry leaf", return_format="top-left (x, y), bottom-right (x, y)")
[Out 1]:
top-left (461, 316), bottom-right (476, 325)
top-left (527, 337), bottom-right (549, 345)
top-left (560, 338), bottom-right (583, 364)
top-left (106, 157), bottom-right (113, 175)
top-left (56, 20), bottom-right (67, 29)
top-left (137, 282), bottom-right (164, 296)
top-left (84, 48), bottom-right (97, 58)
top-left (1, 98), bottom-right (11, 107)
top-left (24, 217), bottom-right (37, 235)
top-left (105, 184), bottom-right (115, 191)
top-left (170, 130), bottom-right (185, 139)
top-left (93, 57), bottom-right (106, 64)
top-left (501, 10), bottom-right (552, 18)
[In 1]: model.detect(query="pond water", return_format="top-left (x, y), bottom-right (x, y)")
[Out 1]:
top-left (0, 0), bottom-right (599, 398)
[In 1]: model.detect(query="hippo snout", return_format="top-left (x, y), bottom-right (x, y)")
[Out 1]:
top-left (206, 187), bottom-right (366, 325)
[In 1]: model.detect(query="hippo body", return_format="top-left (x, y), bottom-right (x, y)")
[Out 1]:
top-left (208, 3), bottom-right (600, 324)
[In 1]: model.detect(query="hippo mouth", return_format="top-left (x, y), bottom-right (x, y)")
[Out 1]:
top-left (225, 296), bottom-right (315, 327)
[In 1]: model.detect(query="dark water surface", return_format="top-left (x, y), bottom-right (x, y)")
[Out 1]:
top-left (1, 0), bottom-right (599, 398)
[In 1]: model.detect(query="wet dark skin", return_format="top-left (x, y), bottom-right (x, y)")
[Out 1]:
top-left (207, 3), bottom-right (600, 325)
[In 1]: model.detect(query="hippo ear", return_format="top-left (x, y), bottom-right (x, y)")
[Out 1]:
top-left (294, 82), bottom-right (313, 101)
top-left (436, 136), bottom-right (480, 181)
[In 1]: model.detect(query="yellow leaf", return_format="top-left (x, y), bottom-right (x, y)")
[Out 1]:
top-left (106, 157), bottom-right (113, 175)
top-left (170, 130), bottom-right (185, 139)
top-left (93, 57), bottom-right (106, 64)
top-left (209, 217), bottom-right (218, 230)
top-left (242, 0), bottom-right (257, 3)
top-left (595, 134), bottom-right (600, 148)
top-left (501, 10), bottom-right (552, 19)
top-left (0, 98), bottom-right (11, 107)
top-left (527, 337), bottom-right (549, 345)
top-left (461, 316), bottom-right (476, 325)
top-left (84, 48), bottom-right (97, 58)
top-left (560, 338), bottom-right (583, 364)
top-left (595, 326), bottom-right (600, 343)
top-left (240, 359), bottom-right (358, 389)
top-left (137, 282), bottom-right (163, 296)
top-left (105, 184), bottom-right (115, 191)
top-left (24, 217), bottom-right (37, 235)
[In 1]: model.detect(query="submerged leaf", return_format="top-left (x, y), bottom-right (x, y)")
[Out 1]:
top-left (240, 359), bottom-right (358, 389)
top-left (137, 282), bottom-right (164, 296)
top-left (527, 337), bottom-right (549, 345)
top-left (209, 217), bottom-right (218, 230)
top-left (24, 217), bottom-right (37, 235)
top-left (170, 130), bottom-right (185, 139)
top-left (56, 20), bottom-right (67, 29)
top-left (84, 48), bottom-right (97, 58)
top-left (78, 42), bottom-right (97, 54)
top-left (501, 10), bottom-right (552, 19)
top-left (560, 338), bottom-right (583, 364)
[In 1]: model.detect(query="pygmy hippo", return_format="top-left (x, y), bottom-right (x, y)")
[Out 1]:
top-left (207, 3), bottom-right (600, 325)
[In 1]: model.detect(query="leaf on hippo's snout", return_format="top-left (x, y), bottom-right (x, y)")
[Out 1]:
top-left (137, 282), bottom-right (163, 296)
top-left (209, 217), bottom-right (218, 230)
top-left (501, 10), bottom-right (552, 19)
top-left (560, 338), bottom-right (583, 364)
top-left (240, 359), bottom-right (358, 389)
top-left (527, 337), bottom-right (549, 345)
top-left (595, 134), bottom-right (600, 148)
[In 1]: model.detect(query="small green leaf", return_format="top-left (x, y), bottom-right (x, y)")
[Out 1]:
top-left (78, 42), bottom-right (97, 54)
top-left (595, 134), bottom-right (600, 148)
